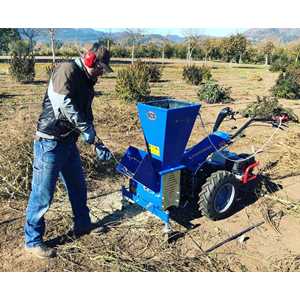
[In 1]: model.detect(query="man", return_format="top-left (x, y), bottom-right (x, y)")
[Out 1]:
top-left (24, 43), bottom-right (113, 259)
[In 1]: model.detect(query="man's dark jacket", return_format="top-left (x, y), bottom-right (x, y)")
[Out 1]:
top-left (36, 58), bottom-right (96, 140)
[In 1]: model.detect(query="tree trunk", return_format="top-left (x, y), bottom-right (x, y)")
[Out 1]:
top-left (265, 54), bottom-right (268, 66)
top-left (296, 53), bottom-right (299, 63)
top-left (107, 39), bottom-right (110, 51)
top-left (162, 47), bottom-right (165, 64)
top-left (186, 42), bottom-right (191, 65)
top-left (189, 48), bottom-right (194, 64)
top-left (51, 39), bottom-right (55, 63)
top-left (29, 38), bottom-right (33, 55)
top-left (239, 53), bottom-right (242, 64)
top-left (131, 43), bottom-right (135, 65)
top-left (49, 30), bottom-right (56, 64)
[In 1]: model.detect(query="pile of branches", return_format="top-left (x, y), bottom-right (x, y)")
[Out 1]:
top-left (0, 109), bottom-right (36, 200)
top-left (47, 217), bottom-right (240, 272)
top-left (93, 102), bottom-right (140, 134)
top-left (242, 96), bottom-right (299, 122)
top-left (0, 137), bottom-right (33, 200)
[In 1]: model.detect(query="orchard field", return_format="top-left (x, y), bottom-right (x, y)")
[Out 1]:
top-left (0, 58), bottom-right (300, 271)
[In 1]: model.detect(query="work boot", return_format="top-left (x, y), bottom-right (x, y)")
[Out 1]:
top-left (25, 243), bottom-right (56, 259)
top-left (73, 222), bottom-right (105, 238)
top-left (73, 223), bottom-right (93, 238)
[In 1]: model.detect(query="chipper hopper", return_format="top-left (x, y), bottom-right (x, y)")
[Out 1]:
top-left (116, 99), bottom-right (261, 230)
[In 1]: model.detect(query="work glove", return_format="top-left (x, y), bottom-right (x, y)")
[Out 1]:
top-left (82, 126), bottom-right (96, 144)
top-left (95, 142), bottom-right (112, 161)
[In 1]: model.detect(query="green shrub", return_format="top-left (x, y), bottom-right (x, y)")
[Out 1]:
top-left (132, 60), bottom-right (163, 82)
top-left (182, 64), bottom-right (212, 85)
top-left (200, 64), bottom-right (212, 81)
top-left (272, 65), bottom-right (300, 99)
top-left (183, 65), bottom-right (203, 85)
top-left (8, 40), bottom-right (35, 83)
top-left (146, 63), bottom-right (163, 82)
top-left (115, 60), bottom-right (150, 103)
top-left (269, 60), bottom-right (289, 73)
top-left (197, 80), bottom-right (233, 104)
top-left (242, 96), bottom-right (299, 122)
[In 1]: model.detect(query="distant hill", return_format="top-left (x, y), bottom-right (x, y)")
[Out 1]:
top-left (18, 28), bottom-right (300, 45)
top-left (19, 28), bottom-right (106, 43)
top-left (18, 28), bottom-right (185, 44)
top-left (244, 28), bottom-right (300, 43)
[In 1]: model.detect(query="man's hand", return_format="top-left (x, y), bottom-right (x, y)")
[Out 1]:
top-left (95, 142), bottom-right (112, 161)
top-left (82, 126), bottom-right (96, 144)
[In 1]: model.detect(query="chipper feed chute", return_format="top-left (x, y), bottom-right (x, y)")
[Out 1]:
top-left (137, 100), bottom-right (200, 168)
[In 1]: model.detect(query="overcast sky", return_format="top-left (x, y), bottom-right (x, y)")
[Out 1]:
top-left (95, 28), bottom-right (247, 37)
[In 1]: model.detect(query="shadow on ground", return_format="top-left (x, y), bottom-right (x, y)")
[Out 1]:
top-left (145, 95), bottom-right (174, 101)
top-left (46, 174), bottom-right (282, 248)
top-left (94, 91), bottom-right (103, 96)
top-left (228, 175), bottom-right (282, 217)
top-left (151, 79), bottom-right (170, 83)
top-left (170, 174), bottom-right (283, 226)
top-left (46, 202), bottom-right (144, 248)
top-left (232, 65), bottom-right (264, 70)
top-left (0, 93), bottom-right (20, 100)
top-left (111, 59), bottom-right (172, 66)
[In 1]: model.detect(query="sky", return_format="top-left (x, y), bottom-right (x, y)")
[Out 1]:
top-left (95, 28), bottom-right (247, 37)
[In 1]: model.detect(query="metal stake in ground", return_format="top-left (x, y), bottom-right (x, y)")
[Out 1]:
top-left (203, 210), bottom-right (284, 255)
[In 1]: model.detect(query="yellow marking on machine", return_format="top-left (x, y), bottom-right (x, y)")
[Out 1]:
top-left (149, 144), bottom-right (160, 156)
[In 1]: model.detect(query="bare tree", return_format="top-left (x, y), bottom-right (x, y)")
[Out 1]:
top-left (182, 28), bottom-right (203, 64)
top-left (160, 36), bottom-right (171, 64)
top-left (288, 39), bottom-right (300, 63)
top-left (261, 40), bottom-right (275, 66)
top-left (125, 28), bottom-right (145, 64)
top-left (200, 38), bottom-right (214, 62)
top-left (20, 29), bottom-right (41, 54)
top-left (99, 29), bottom-right (114, 51)
top-left (105, 29), bottom-right (113, 50)
top-left (48, 29), bottom-right (57, 63)
top-left (151, 35), bottom-right (169, 64)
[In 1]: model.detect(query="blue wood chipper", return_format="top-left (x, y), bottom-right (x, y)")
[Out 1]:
top-left (116, 99), bottom-right (261, 231)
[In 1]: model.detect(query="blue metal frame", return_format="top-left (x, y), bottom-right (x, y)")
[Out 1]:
top-left (182, 131), bottom-right (230, 172)
top-left (116, 99), bottom-right (236, 225)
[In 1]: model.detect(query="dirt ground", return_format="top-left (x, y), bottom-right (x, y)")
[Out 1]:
top-left (0, 59), bottom-right (300, 272)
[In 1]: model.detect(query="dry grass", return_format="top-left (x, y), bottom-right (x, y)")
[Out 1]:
top-left (1, 59), bottom-right (300, 272)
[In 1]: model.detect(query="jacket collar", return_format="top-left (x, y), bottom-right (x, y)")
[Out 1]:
top-left (74, 57), bottom-right (97, 86)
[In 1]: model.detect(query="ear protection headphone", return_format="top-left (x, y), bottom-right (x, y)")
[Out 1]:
top-left (84, 50), bottom-right (98, 68)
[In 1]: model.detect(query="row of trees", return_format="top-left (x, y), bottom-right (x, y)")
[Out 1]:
top-left (96, 29), bottom-right (300, 66)
top-left (0, 28), bottom-right (58, 62)
top-left (2, 28), bottom-right (300, 67)
top-left (107, 37), bottom-right (300, 66)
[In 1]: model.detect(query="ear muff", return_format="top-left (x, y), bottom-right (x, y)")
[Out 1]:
top-left (84, 51), bottom-right (97, 68)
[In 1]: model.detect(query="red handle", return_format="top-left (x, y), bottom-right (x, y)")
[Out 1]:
top-left (242, 161), bottom-right (259, 184)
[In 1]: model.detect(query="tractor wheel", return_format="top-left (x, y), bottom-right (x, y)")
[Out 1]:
top-left (198, 170), bottom-right (239, 220)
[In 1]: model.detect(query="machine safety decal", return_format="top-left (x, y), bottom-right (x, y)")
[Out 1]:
top-left (149, 144), bottom-right (160, 156)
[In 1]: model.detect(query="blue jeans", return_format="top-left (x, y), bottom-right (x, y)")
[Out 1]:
top-left (24, 138), bottom-right (91, 247)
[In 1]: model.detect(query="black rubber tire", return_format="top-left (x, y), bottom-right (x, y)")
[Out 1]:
top-left (198, 170), bottom-right (239, 220)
